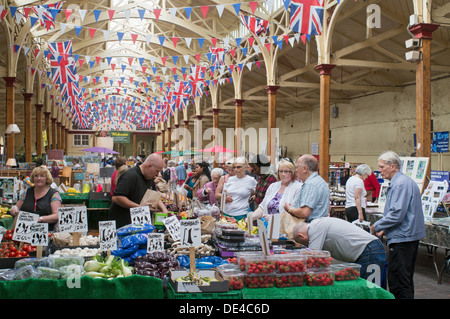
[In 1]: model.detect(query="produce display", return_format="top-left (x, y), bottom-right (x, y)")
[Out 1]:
top-left (53, 247), bottom-right (100, 257)
top-left (83, 254), bottom-right (133, 279)
top-left (244, 274), bottom-right (275, 288)
top-left (1, 229), bottom-right (36, 258)
top-left (245, 257), bottom-right (276, 274)
top-left (331, 263), bottom-right (361, 281)
top-left (0, 206), bottom-right (12, 219)
top-left (274, 272), bottom-right (304, 288)
top-left (175, 271), bottom-right (218, 286)
top-left (275, 255), bottom-right (307, 273)
top-left (134, 251), bottom-right (179, 279)
top-left (305, 269), bottom-right (335, 286)
top-left (221, 270), bottom-right (244, 290)
top-left (166, 234), bottom-right (214, 257)
top-left (302, 250), bottom-right (332, 268)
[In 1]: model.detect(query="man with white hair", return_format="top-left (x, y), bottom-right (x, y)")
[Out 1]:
top-left (370, 150), bottom-right (425, 299)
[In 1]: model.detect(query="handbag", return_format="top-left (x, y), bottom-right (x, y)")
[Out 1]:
top-left (279, 211), bottom-right (305, 239)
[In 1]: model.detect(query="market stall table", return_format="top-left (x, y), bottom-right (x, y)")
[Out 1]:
top-left (166, 278), bottom-right (393, 299)
top-left (0, 275), bottom-right (164, 299)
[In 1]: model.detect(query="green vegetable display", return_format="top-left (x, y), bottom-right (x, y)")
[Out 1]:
top-left (83, 254), bottom-right (133, 279)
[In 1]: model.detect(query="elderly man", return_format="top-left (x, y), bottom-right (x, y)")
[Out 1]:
top-left (284, 154), bottom-right (329, 222)
top-left (370, 151), bottom-right (425, 299)
top-left (109, 153), bottom-right (169, 228)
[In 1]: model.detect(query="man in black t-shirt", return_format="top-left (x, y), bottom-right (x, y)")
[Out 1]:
top-left (109, 153), bottom-right (168, 228)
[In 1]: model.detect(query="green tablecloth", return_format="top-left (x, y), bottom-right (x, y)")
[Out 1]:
top-left (167, 278), bottom-right (393, 299)
top-left (241, 278), bottom-right (394, 299)
top-left (0, 275), bottom-right (164, 299)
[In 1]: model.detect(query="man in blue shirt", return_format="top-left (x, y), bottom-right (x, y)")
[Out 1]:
top-left (371, 151), bottom-right (426, 299)
top-left (176, 161), bottom-right (187, 186)
top-left (284, 154), bottom-right (329, 222)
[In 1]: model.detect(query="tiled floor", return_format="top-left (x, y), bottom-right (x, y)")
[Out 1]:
top-left (412, 244), bottom-right (450, 299)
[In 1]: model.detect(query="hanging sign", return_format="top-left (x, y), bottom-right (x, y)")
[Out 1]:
top-left (110, 131), bottom-right (130, 143)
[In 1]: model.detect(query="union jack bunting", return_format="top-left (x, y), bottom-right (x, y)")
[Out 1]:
top-left (209, 47), bottom-right (226, 67)
top-left (188, 65), bottom-right (205, 97)
top-left (32, 2), bottom-right (63, 30)
top-left (48, 40), bottom-right (72, 61)
top-left (50, 58), bottom-right (77, 84)
top-left (289, 0), bottom-right (324, 35)
top-left (240, 14), bottom-right (269, 36)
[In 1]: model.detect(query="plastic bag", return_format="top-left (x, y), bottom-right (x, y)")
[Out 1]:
top-left (117, 223), bottom-right (155, 237)
top-left (177, 255), bottom-right (228, 269)
top-left (119, 232), bottom-right (149, 248)
top-left (111, 244), bottom-right (139, 258)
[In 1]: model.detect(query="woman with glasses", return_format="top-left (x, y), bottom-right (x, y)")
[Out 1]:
top-left (215, 158), bottom-right (235, 203)
top-left (252, 159), bottom-right (302, 219)
top-left (10, 166), bottom-right (62, 231)
top-left (221, 157), bottom-right (257, 221)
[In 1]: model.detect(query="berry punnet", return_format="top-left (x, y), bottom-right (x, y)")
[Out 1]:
top-left (245, 257), bottom-right (276, 274)
top-left (305, 269), bottom-right (335, 286)
top-left (275, 256), bottom-right (307, 273)
top-left (332, 264), bottom-right (361, 281)
top-left (300, 250), bottom-right (332, 268)
top-left (274, 272), bottom-right (305, 288)
top-left (244, 274), bottom-right (275, 288)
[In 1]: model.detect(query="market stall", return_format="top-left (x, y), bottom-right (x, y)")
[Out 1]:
top-left (0, 187), bottom-right (396, 300)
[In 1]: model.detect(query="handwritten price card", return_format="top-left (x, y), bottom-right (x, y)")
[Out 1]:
top-left (130, 206), bottom-right (152, 225)
top-left (30, 223), bottom-right (49, 246)
top-left (99, 220), bottom-right (117, 251)
top-left (147, 233), bottom-right (165, 253)
top-left (162, 215), bottom-right (181, 242)
top-left (12, 211), bottom-right (39, 243)
top-left (180, 219), bottom-right (201, 247)
top-left (58, 206), bottom-right (88, 233)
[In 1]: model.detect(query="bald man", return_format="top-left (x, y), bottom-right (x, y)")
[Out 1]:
top-left (109, 153), bottom-right (168, 228)
top-left (284, 154), bottom-right (330, 222)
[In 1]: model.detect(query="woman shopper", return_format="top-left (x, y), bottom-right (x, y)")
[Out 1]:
top-left (345, 164), bottom-right (372, 222)
top-left (10, 166), bottom-right (62, 231)
top-left (222, 157), bottom-right (257, 221)
top-left (183, 161), bottom-right (211, 200)
top-left (252, 159), bottom-right (302, 219)
top-left (197, 167), bottom-right (224, 205)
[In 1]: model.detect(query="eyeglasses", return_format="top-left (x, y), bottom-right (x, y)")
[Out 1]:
top-left (278, 170), bottom-right (292, 175)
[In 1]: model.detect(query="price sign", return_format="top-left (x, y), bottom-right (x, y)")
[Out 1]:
top-left (58, 206), bottom-right (88, 233)
top-left (130, 206), bottom-right (152, 225)
top-left (30, 223), bottom-right (49, 246)
top-left (162, 215), bottom-right (181, 242)
top-left (180, 219), bottom-right (201, 247)
top-left (99, 220), bottom-right (117, 251)
top-left (13, 211), bottom-right (39, 243)
top-left (147, 233), bottom-right (164, 253)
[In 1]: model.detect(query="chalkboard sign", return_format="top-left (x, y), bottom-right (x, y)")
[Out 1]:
top-left (100, 167), bottom-right (115, 178)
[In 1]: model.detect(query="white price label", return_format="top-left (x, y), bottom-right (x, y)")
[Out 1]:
top-left (58, 206), bottom-right (88, 233)
top-left (30, 223), bottom-right (48, 246)
top-left (130, 206), bottom-right (152, 225)
top-left (180, 219), bottom-right (201, 247)
top-left (12, 211), bottom-right (39, 243)
top-left (147, 233), bottom-right (164, 253)
top-left (99, 220), bottom-right (117, 251)
top-left (162, 215), bottom-right (181, 242)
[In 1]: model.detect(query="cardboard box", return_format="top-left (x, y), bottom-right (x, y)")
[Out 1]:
top-left (170, 269), bottom-right (229, 293)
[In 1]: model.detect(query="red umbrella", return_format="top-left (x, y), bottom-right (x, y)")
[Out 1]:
top-left (200, 145), bottom-right (237, 153)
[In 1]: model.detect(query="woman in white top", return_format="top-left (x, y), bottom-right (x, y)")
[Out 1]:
top-left (345, 164), bottom-right (372, 222)
top-left (252, 159), bottom-right (302, 220)
top-left (222, 157), bottom-right (257, 221)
